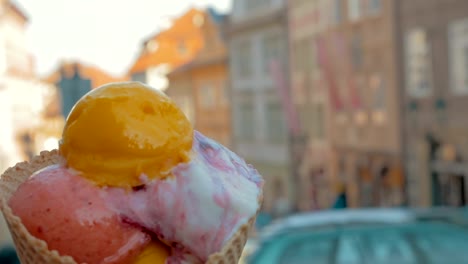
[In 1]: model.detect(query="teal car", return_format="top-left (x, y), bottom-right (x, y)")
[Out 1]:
top-left (248, 208), bottom-right (468, 264)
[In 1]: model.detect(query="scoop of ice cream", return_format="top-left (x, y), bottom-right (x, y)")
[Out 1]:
top-left (132, 242), bottom-right (170, 264)
top-left (105, 131), bottom-right (264, 262)
top-left (8, 165), bottom-right (151, 264)
top-left (59, 82), bottom-right (193, 188)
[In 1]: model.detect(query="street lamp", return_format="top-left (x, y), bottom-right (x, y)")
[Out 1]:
top-left (408, 100), bottom-right (419, 128)
top-left (426, 97), bottom-right (446, 206)
top-left (426, 132), bottom-right (441, 206)
top-left (435, 98), bottom-right (447, 125)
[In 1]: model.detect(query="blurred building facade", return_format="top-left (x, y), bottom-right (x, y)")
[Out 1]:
top-left (402, 0), bottom-right (468, 208)
top-left (288, 0), bottom-right (332, 211)
top-left (167, 8), bottom-right (231, 147)
top-left (324, 0), bottom-right (405, 208)
top-left (228, 0), bottom-right (292, 217)
top-left (128, 8), bottom-right (207, 91)
top-left (0, 0), bottom-right (45, 169)
top-left (33, 81), bottom-right (64, 154)
top-left (0, 0), bottom-right (50, 246)
top-left (288, 0), bottom-right (406, 209)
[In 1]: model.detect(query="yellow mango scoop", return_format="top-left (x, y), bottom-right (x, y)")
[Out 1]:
top-left (59, 82), bottom-right (193, 187)
top-left (133, 242), bottom-right (170, 264)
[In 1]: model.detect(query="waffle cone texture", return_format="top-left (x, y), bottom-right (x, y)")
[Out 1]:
top-left (0, 150), bottom-right (261, 264)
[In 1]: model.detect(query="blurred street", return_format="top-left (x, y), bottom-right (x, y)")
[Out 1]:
top-left (2, 0), bottom-right (468, 263)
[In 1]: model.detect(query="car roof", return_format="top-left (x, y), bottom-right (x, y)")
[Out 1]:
top-left (259, 207), bottom-right (466, 240)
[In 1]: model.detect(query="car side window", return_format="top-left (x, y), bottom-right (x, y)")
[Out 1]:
top-left (277, 234), bottom-right (338, 264)
top-left (248, 236), bottom-right (291, 264)
top-left (408, 223), bottom-right (468, 263)
top-left (336, 234), bottom-right (363, 264)
top-left (359, 229), bottom-right (417, 264)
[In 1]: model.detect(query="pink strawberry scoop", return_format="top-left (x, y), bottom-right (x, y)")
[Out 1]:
top-left (8, 165), bottom-right (150, 264)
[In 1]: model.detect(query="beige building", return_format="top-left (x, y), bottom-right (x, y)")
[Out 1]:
top-left (331, 0), bottom-right (405, 208)
top-left (0, 0), bottom-right (55, 247)
top-left (298, 0), bottom-right (405, 208)
top-left (0, 0), bottom-right (59, 165)
top-left (401, 0), bottom-right (468, 207)
top-left (228, 0), bottom-right (292, 216)
top-left (0, 0), bottom-right (38, 168)
top-left (289, 0), bottom-right (468, 209)
top-left (288, 0), bottom-right (333, 210)
top-left (167, 8), bottom-right (231, 148)
top-left (128, 8), bottom-right (207, 91)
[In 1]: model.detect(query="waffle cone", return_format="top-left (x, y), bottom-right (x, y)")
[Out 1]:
top-left (205, 211), bottom-right (258, 264)
top-left (0, 150), bottom-right (261, 264)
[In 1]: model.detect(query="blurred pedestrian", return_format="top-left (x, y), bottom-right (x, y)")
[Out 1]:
top-left (332, 183), bottom-right (347, 209)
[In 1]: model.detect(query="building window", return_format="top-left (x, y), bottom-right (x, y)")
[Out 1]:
top-left (369, 73), bottom-right (386, 111)
top-left (131, 72), bottom-right (146, 83)
top-left (203, 29), bottom-right (216, 51)
top-left (193, 13), bottom-right (205, 27)
top-left (449, 18), bottom-right (468, 95)
top-left (354, 110), bottom-right (368, 126)
top-left (348, 0), bottom-right (362, 21)
top-left (405, 29), bottom-right (432, 97)
top-left (233, 41), bottom-right (253, 78)
top-left (219, 81), bottom-right (230, 106)
top-left (298, 105), bottom-right (312, 132)
top-left (369, 73), bottom-right (386, 125)
top-left (245, 0), bottom-right (270, 12)
top-left (174, 96), bottom-right (195, 123)
top-left (332, 0), bottom-right (344, 24)
top-left (350, 74), bottom-right (366, 110)
top-left (465, 47), bottom-right (468, 88)
top-left (199, 82), bottom-right (216, 109)
top-left (368, 0), bottom-right (382, 14)
top-left (236, 101), bottom-right (255, 140)
top-left (351, 34), bottom-right (363, 69)
top-left (5, 49), bottom-right (30, 74)
top-left (311, 103), bottom-right (325, 139)
top-left (293, 41), bottom-right (305, 73)
top-left (265, 102), bottom-right (287, 142)
top-left (146, 40), bottom-right (159, 53)
top-left (178, 41), bottom-right (188, 56)
top-left (293, 37), bottom-right (318, 75)
top-left (262, 33), bottom-right (283, 74)
top-left (308, 37), bottom-right (319, 73)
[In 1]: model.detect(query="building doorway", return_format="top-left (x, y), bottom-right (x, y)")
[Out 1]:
top-left (439, 174), bottom-right (466, 207)
top-left (358, 166), bottom-right (373, 207)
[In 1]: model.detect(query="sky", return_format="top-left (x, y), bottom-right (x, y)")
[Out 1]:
top-left (15, 0), bottom-right (232, 77)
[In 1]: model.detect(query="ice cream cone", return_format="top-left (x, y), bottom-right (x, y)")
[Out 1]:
top-left (0, 150), bottom-right (261, 264)
top-left (205, 212), bottom-right (258, 264)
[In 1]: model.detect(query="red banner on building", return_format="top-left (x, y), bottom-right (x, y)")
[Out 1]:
top-left (316, 36), bottom-right (343, 111)
top-left (333, 32), bottom-right (362, 110)
top-left (269, 60), bottom-right (301, 137)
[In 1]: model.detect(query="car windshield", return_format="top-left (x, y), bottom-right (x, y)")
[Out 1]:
top-left (250, 221), bottom-right (468, 264)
